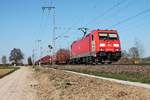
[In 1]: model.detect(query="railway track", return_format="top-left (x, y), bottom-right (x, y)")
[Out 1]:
top-left (42, 64), bottom-right (150, 74)
top-left (108, 63), bottom-right (150, 65)
top-left (42, 63), bottom-right (150, 68)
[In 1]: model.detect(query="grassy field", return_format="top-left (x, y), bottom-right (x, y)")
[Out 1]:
top-left (50, 65), bottom-right (150, 84)
top-left (0, 67), bottom-right (19, 78)
top-left (84, 71), bottom-right (150, 84)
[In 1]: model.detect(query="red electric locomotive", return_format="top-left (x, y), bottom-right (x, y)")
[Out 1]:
top-left (70, 29), bottom-right (121, 64)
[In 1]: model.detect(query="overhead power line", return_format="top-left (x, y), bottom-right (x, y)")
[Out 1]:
top-left (121, 13), bottom-right (150, 32)
top-left (98, 0), bottom-right (134, 23)
top-left (109, 8), bottom-right (150, 28)
top-left (85, 0), bottom-right (126, 27)
top-left (62, 0), bottom-right (125, 41)
top-left (55, 26), bottom-right (77, 31)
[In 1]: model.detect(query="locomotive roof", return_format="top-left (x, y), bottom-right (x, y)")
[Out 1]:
top-left (91, 29), bottom-right (117, 33)
top-left (72, 29), bottom-right (118, 44)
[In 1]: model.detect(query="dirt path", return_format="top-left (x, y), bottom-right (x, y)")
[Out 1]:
top-left (0, 67), bottom-right (37, 100)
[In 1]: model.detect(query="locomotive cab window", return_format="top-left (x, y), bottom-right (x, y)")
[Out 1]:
top-left (99, 32), bottom-right (118, 40)
top-left (109, 33), bottom-right (118, 40)
top-left (99, 33), bottom-right (108, 40)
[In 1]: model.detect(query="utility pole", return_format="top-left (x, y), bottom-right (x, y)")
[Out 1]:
top-left (78, 27), bottom-right (88, 38)
top-left (42, 6), bottom-right (56, 65)
top-left (37, 39), bottom-right (42, 66)
top-left (32, 49), bottom-right (35, 66)
top-left (48, 44), bottom-right (53, 64)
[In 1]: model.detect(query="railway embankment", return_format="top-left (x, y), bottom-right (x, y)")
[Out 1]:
top-left (34, 66), bottom-right (150, 100)
top-left (48, 64), bottom-right (150, 84)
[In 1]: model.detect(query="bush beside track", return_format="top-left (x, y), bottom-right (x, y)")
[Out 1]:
top-left (48, 64), bottom-right (150, 84)
top-left (0, 67), bottom-right (20, 78)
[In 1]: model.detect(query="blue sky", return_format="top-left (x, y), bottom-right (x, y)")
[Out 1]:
top-left (0, 0), bottom-right (150, 63)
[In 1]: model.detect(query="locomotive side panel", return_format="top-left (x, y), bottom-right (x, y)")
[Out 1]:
top-left (71, 34), bottom-right (92, 58)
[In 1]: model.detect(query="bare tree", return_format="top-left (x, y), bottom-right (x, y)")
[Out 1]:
top-left (9, 48), bottom-right (24, 65)
top-left (119, 50), bottom-right (130, 64)
top-left (1, 56), bottom-right (7, 65)
top-left (56, 48), bottom-right (70, 64)
top-left (128, 38), bottom-right (144, 64)
top-left (134, 39), bottom-right (144, 58)
top-left (129, 47), bottom-right (140, 64)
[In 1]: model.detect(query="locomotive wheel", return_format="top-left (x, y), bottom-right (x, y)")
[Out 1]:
top-left (101, 62), bottom-right (105, 64)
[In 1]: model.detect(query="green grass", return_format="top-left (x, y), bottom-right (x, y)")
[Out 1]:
top-left (48, 65), bottom-right (150, 84)
top-left (87, 71), bottom-right (150, 84)
top-left (63, 68), bottom-right (150, 84)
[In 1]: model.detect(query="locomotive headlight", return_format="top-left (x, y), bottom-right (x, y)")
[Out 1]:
top-left (100, 43), bottom-right (105, 47)
top-left (114, 44), bottom-right (119, 47)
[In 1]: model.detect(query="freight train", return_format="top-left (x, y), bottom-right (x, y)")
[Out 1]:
top-left (35, 29), bottom-right (121, 64)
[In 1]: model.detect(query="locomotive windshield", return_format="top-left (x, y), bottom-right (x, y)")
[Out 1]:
top-left (99, 33), bottom-right (118, 40)
top-left (99, 33), bottom-right (108, 40)
top-left (109, 33), bottom-right (118, 40)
